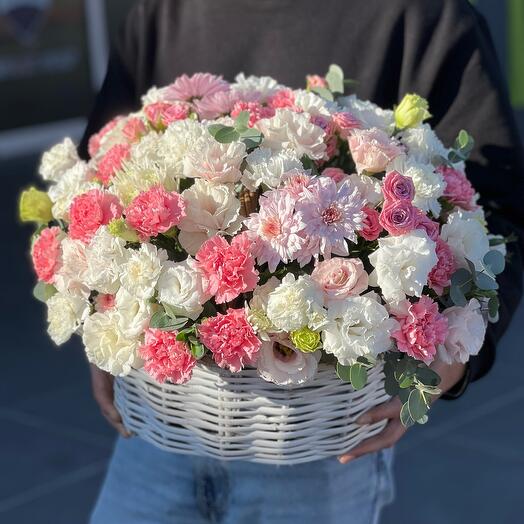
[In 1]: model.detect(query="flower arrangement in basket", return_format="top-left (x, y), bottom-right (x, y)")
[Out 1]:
top-left (20, 64), bottom-right (506, 442)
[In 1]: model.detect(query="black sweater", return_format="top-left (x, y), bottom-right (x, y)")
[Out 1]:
top-left (80, 0), bottom-right (524, 395)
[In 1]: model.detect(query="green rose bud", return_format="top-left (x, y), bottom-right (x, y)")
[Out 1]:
top-left (19, 187), bottom-right (53, 223)
top-left (290, 327), bottom-right (321, 353)
top-left (108, 218), bottom-right (139, 242)
top-left (394, 93), bottom-right (431, 129)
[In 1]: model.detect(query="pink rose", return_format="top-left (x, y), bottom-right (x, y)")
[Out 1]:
top-left (391, 296), bottom-right (448, 364)
top-left (144, 102), bottom-right (190, 128)
top-left (312, 257), bottom-right (369, 301)
top-left (198, 308), bottom-right (261, 372)
top-left (322, 167), bottom-right (347, 184)
top-left (382, 170), bottom-right (415, 202)
top-left (139, 328), bottom-right (197, 384)
top-left (359, 206), bottom-right (382, 241)
top-left (94, 293), bottom-right (116, 312)
top-left (379, 199), bottom-right (417, 236)
top-left (428, 238), bottom-right (456, 295)
top-left (88, 116), bottom-right (122, 158)
top-left (122, 117), bottom-right (147, 143)
top-left (32, 226), bottom-right (63, 283)
top-left (348, 128), bottom-right (402, 173)
top-left (195, 232), bottom-right (259, 304)
top-left (95, 144), bottom-right (130, 185)
top-left (125, 185), bottom-right (186, 241)
top-left (414, 210), bottom-right (440, 241)
top-left (231, 101), bottom-right (275, 126)
top-left (438, 165), bottom-right (476, 210)
top-left (69, 189), bottom-right (123, 243)
top-left (267, 89), bottom-right (297, 110)
top-left (332, 111), bottom-right (362, 139)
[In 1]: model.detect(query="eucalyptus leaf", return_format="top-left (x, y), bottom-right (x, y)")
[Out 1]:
top-left (208, 124), bottom-right (239, 143)
top-left (451, 268), bottom-right (472, 288)
top-left (483, 250), bottom-right (505, 275)
top-left (33, 281), bottom-right (57, 303)
top-left (311, 86), bottom-right (334, 101)
top-left (336, 362), bottom-right (352, 382)
top-left (450, 283), bottom-right (467, 307)
top-left (234, 111), bottom-right (250, 132)
top-left (488, 296), bottom-right (500, 318)
top-left (325, 64), bottom-right (345, 94)
top-left (475, 272), bottom-right (498, 291)
top-left (400, 403), bottom-right (415, 428)
top-left (349, 363), bottom-right (368, 390)
top-left (407, 389), bottom-right (429, 422)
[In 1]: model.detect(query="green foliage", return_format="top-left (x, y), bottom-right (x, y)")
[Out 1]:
top-left (149, 310), bottom-right (189, 332)
top-left (448, 129), bottom-right (475, 163)
top-left (33, 281), bottom-right (57, 303)
top-left (325, 64), bottom-right (345, 94)
top-left (208, 114), bottom-right (264, 151)
top-left (311, 86), bottom-right (334, 101)
top-left (336, 361), bottom-right (369, 390)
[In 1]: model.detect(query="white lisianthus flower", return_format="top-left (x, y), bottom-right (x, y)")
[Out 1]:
top-left (177, 179), bottom-right (243, 255)
top-left (157, 257), bottom-right (209, 320)
top-left (257, 337), bottom-right (320, 387)
top-left (441, 211), bottom-right (490, 269)
top-left (114, 288), bottom-right (153, 339)
top-left (266, 274), bottom-right (326, 332)
top-left (83, 310), bottom-right (142, 376)
top-left (232, 73), bottom-right (282, 101)
top-left (256, 109), bottom-right (327, 160)
top-left (438, 299), bottom-right (487, 364)
top-left (39, 138), bottom-right (79, 182)
top-left (399, 123), bottom-right (447, 164)
top-left (119, 243), bottom-right (167, 300)
top-left (247, 277), bottom-right (281, 340)
top-left (183, 133), bottom-right (246, 184)
top-left (54, 237), bottom-right (90, 297)
top-left (293, 90), bottom-right (333, 117)
top-left (46, 291), bottom-right (90, 345)
top-left (84, 227), bottom-right (129, 295)
top-left (368, 230), bottom-right (438, 303)
top-left (338, 94), bottom-right (395, 134)
top-left (322, 295), bottom-right (398, 365)
top-left (347, 173), bottom-right (383, 206)
top-left (241, 147), bottom-right (303, 191)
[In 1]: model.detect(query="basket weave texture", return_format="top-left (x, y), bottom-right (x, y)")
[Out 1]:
top-left (115, 361), bottom-right (390, 465)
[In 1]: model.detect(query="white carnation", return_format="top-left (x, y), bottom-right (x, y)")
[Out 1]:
top-left (141, 85), bottom-right (170, 105)
top-left (347, 173), bottom-right (383, 206)
top-left (247, 277), bottom-right (281, 340)
top-left (54, 237), bottom-right (90, 297)
top-left (338, 95), bottom-right (395, 134)
top-left (293, 90), bottom-right (333, 117)
top-left (46, 291), bottom-right (90, 345)
top-left (368, 230), bottom-right (438, 303)
top-left (400, 123), bottom-right (447, 164)
top-left (39, 138), bottom-right (79, 182)
top-left (232, 73), bottom-right (282, 101)
top-left (114, 288), bottom-right (152, 339)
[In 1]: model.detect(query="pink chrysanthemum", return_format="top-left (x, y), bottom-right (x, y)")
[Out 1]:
top-left (438, 165), bottom-right (477, 210)
top-left (122, 117), bottom-right (147, 143)
top-left (428, 238), bottom-right (456, 295)
top-left (244, 189), bottom-right (304, 272)
top-left (95, 144), bottom-right (130, 185)
top-left (282, 170), bottom-right (314, 199)
top-left (88, 116), bottom-right (122, 158)
top-left (139, 329), bottom-right (196, 384)
top-left (195, 232), bottom-right (259, 304)
top-left (32, 226), bottom-right (62, 283)
top-left (198, 308), bottom-right (261, 372)
top-left (231, 101), bottom-right (275, 127)
top-left (144, 102), bottom-right (190, 128)
top-left (166, 73), bottom-right (229, 102)
top-left (194, 90), bottom-right (236, 120)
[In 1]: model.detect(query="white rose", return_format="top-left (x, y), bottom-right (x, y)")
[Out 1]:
top-left (157, 258), bottom-right (209, 320)
top-left (322, 295), bottom-right (397, 365)
top-left (54, 237), bottom-right (90, 297)
top-left (83, 310), bottom-right (142, 376)
top-left (399, 123), bottom-right (447, 164)
top-left (338, 94), bottom-right (395, 134)
top-left (114, 288), bottom-right (152, 339)
top-left (247, 277), bottom-right (281, 340)
top-left (368, 230), bottom-right (438, 303)
top-left (441, 211), bottom-right (490, 269)
top-left (39, 138), bottom-right (79, 182)
top-left (119, 243), bottom-right (167, 300)
top-left (438, 299), bottom-right (487, 364)
top-left (46, 291), bottom-right (90, 345)
top-left (177, 179), bottom-right (243, 255)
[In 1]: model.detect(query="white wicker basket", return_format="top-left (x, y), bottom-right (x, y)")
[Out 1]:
top-left (115, 361), bottom-right (390, 465)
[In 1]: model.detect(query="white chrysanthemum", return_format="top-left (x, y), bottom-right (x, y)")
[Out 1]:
top-left (247, 277), bottom-right (281, 340)
top-left (84, 227), bottom-right (129, 294)
top-left (157, 258), bottom-right (209, 320)
top-left (347, 173), bottom-right (383, 206)
top-left (54, 237), bottom-right (90, 297)
top-left (232, 73), bottom-right (282, 101)
top-left (114, 288), bottom-right (152, 339)
top-left (266, 274), bottom-right (326, 332)
top-left (338, 95), bottom-right (395, 134)
top-left (39, 138), bottom-right (79, 182)
top-left (388, 155), bottom-right (445, 216)
top-left (400, 123), bottom-right (447, 164)
top-left (141, 85), bottom-right (170, 105)
top-left (241, 147), bottom-right (303, 191)
top-left (440, 211), bottom-right (490, 269)
top-left (293, 90), bottom-right (333, 117)
top-left (177, 179), bottom-right (243, 254)
top-left (368, 230), bottom-right (438, 303)
top-left (119, 243), bottom-right (167, 300)
top-left (256, 109), bottom-right (327, 160)
top-left (322, 295), bottom-right (397, 365)
top-left (47, 162), bottom-right (97, 220)
top-left (46, 291), bottom-right (90, 345)
top-left (83, 310), bottom-right (142, 376)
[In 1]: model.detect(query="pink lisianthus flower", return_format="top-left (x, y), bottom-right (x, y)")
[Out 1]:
top-left (231, 101), bottom-right (275, 126)
top-left (95, 144), bottom-right (130, 185)
top-left (88, 116), bottom-right (122, 158)
top-left (267, 88), bottom-right (297, 110)
top-left (144, 102), bottom-right (190, 128)
top-left (391, 296), bottom-right (448, 364)
top-left (195, 232), bottom-right (259, 304)
top-left (32, 226), bottom-right (63, 283)
top-left (306, 75), bottom-right (328, 89)
top-left (198, 308), bottom-right (261, 372)
top-left (312, 257), bottom-right (368, 302)
top-left (348, 128), bottom-right (403, 173)
top-left (125, 185), bottom-right (186, 241)
top-left (94, 293), bottom-right (116, 312)
top-left (438, 165), bottom-right (477, 210)
top-left (332, 111), bottom-right (362, 139)
top-left (139, 328), bottom-right (196, 384)
top-left (122, 117), bottom-right (147, 143)
top-left (379, 199), bottom-right (417, 236)
top-left (322, 167), bottom-right (347, 184)
top-left (69, 189), bottom-right (123, 243)
top-left (358, 206), bottom-right (383, 241)
top-left (414, 210), bottom-right (440, 241)
top-left (382, 170), bottom-right (415, 202)
top-left (428, 238), bottom-right (456, 295)
top-left (166, 73), bottom-right (229, 102)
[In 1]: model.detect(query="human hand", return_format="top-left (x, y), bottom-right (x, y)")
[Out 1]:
top-left (90, 364), bottom-right (132, 438)
top-left (338, 360), bottom-right (466, 464)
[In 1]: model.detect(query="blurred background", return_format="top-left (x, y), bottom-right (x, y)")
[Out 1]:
top-left (1, 1), bottom-right (523, 523)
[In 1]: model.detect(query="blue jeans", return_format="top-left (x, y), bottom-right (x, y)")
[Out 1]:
top-left (90, 437), bottom-right (394, 524)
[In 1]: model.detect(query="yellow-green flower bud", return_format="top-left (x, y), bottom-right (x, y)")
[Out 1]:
top-left (394, 94), bottom-right (431, 129)
top-left (290, 327), bottom-right (321, 353)
top-left (19, 187), bottom-right (53, 223)
top-left (108, 218), bottom-right (139, 242)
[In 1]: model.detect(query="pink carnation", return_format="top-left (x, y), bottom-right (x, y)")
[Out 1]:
top-left (139, 328), bottom-right (196, 384)
top-left (322, 167), bottom-right (347, 184)
top-left (166, 73), bottom-right (229, 102)
top-left (438, 165), bottom-right (476, 210)
top-left (144, 102), bottom-right (190, 128)
top-left (311, 115), bottom-right (335, 136)
top-left (428, 238), bottom-right (456, 295)
top-left (122, 117), bottom-right (147, 143)
top-left (94, 293), bottom-right (115, 312)
top-left (125, 185), bottom-right (186, 241)
top-left (267, 89), bottom-right (297, 110)
top-left (306, 75), bottom-right (328, 89)
top-left (332, 111), bottom-right (362, 139)
top-left (95, 144), bottom-right (130, 185)
top-left (195, 233), bottom-right (259, 304)
top-left (231, 101), bottom-right (275, 126)
top-left (88, 117), bottom-right (122, 158)
top-left (69, 189), bottom-right (123, 243)
top-left (379, 199), bottom-right (417, 236)
top-left (348, 128), bottom-right (402, 173)
top-left (358, 206), bottom-right (382, 241)
top-left (391, 296), bottom-right (448, 364)
top-left (198, 308), bottom-right (261, 372)
top-left (382, 170), bottom-right (415, 202)
top-left (414, 210), bottom-right (440, 241)
top-left (312, 257), bottom-right (368, 301)
top-left (32, 226), bottom-right (62, 283)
